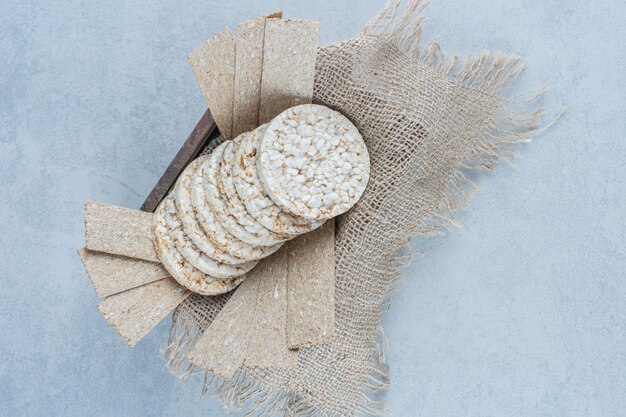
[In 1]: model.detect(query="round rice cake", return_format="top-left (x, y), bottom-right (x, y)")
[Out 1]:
top-left (204, 139), bottom-right (287, 247)
top-left (152, 197), bottom-right (246, 296)
top-left (219, 139), bottom-right (294, 245)
top-left (164, 197), bottom-right (257, 278)
top-left (233, 125), bottom-right (324, 235)
top-left (258, 104), bottom-right (370, 220)
top-left (194, 142), bottom-right (283, 261)
top-left (173, 156), bottom-right (247, 265)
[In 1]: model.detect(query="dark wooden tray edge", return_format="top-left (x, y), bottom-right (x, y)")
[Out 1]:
top-left (140, 109), bottom-right (219, 212)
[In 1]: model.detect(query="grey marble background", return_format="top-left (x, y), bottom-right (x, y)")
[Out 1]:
top-left (1, 0), bottom-right (624, 416)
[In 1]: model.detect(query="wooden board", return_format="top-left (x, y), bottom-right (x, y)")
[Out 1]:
top-left (140, 109), bottom-right (217, 213)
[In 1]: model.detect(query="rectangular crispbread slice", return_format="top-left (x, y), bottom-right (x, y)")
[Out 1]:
top-left (98, 278), bottom-right (190, 347)
top-left (286, 219), bottom-right (336, 349)
top-left (189, 27), bottom-right (236, 139)
top-left (78, 248), bottom-right (170, 298)
top-left (243, 248), bottom-right (297, 368)
top-left (232, 12), bottom-right (283, 137)
top-left (84, 201), bottom-right (159, 263)
top-left (259, 19), bottom-right (319, 123)
top-left (186, 275), bottom-right (261, 379)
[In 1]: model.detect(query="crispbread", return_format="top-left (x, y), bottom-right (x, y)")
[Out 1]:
top-left (240, 247), bottom-right (297, 368)
top-left (188, 27), bottom-right (235, 139)
top-left (194, 143), bottom-right (282, 260)
top-left (219, 139), bottom-right (293, 245)
top-left (77, 248), bottom-right (170, 298)
top-left (258, 19), bottom-right (319, 124)
top-left (174, 156), bottom-right (246, 265)
top-left (258, 104), bottom-right (370, 220)
top-left (186, 271), bottom-right (261, 379)
top-left (152, 197), bottom-right (246, 295)
top-left (232, 125), bottom-right (324, 234)
top-left (84, 201), bottom-right (158, 263)
top-left (206, 140), bottom-right (282, 246)
top-left (165, 198), bottom-right (257, 278)
top-left (98, 277), bottom-right (190, 347)
top-left (286, 220), bottom-right (335, 348)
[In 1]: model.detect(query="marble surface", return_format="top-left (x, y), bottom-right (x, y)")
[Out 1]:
top-left (1, 0), bottom-right (624, 416)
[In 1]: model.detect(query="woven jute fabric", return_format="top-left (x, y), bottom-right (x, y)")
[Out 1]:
top-left (165, 1), bottom-right (561, 415)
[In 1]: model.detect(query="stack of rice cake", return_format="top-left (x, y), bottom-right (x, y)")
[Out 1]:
top-left (153, 104), bottom-right (370, 295)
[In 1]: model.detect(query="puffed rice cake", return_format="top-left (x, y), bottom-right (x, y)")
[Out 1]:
top-left (201, 141), bottom-right (284, 260)
top-left (191, 142), bottom-right (280, 261)
top-left (152, 197), bottom-right (246, 295)
top-left (258, 104), bottom-right (370, 220)
top-left (165, 197), bottom-right (257, 278)
top-left (220, 138), bottom-right (294, 245)
top-left (174, 156), bottom-right (248, 265)
top-left (232, 125), bottom-right (324, 234)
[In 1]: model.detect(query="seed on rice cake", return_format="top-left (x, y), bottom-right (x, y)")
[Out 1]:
top-left (258, 104), bottom-right (370, 220)
top-left (152, 197), bottom-right (246, 295)
top-left (219, 138), bottom-right (294, 245)
top-left (233, 125), bottom-right (324, 235)
top-left (174, 156), bottom-right (247, 265)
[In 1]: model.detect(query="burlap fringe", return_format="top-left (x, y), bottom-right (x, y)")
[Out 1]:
top-left (164, 307), bottom-right (205, 382)
top-left (164, 1), bottom-right (565, 415)
top-left (165, 309), bottom-right (391, 416)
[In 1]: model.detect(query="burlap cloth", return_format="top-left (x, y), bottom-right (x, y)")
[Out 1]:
top-left (165, 1), bottom-right (562, 415)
